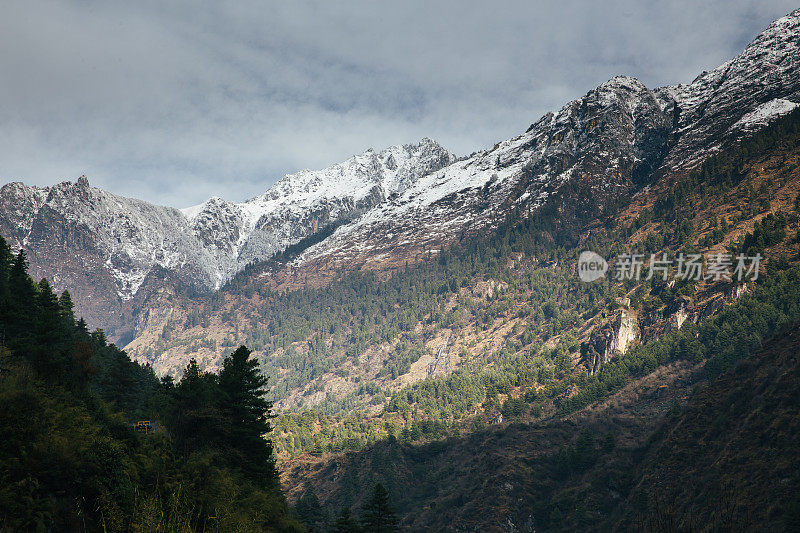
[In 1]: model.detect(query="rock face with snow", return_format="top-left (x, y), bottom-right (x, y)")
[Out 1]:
top-left (1, 9), bottom-right (799, 349)
top-left (0, 140), bottom-right (454, 341)
top-left (285, 9), bottom-right (800, 273)
top-left (657, 9), bottom-right (800, 169)
top-left (288, 74), bottom-right (673, 273)
top-left (0, 176), bottom-right (218, 343)
top-left (180, 138), bottom-right (455, 284)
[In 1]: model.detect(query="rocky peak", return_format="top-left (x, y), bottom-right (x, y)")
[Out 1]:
top-left (657, 8), bottom-right (800, 169)
top-left (175, 137), bottom-right (457, 284)
top-left (294, 9), bottom-right (800, 270)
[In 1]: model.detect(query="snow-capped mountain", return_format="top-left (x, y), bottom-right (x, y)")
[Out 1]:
top-left (0, 139), bottom-right (454, 340)
top-left (1, 9), bottom-right (799, 346)
top-left (180, 138), bottom-right (454, 285)
top-left (289, 9), bottom-right (800, 271)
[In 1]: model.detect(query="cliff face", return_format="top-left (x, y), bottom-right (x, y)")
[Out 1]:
top-left (582, 310), bottom-right (641, 375)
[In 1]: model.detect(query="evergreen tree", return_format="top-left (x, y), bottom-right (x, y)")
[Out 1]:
top-left (330, 507), bottom-right (361, 533)
top-left (58, 290), bottom-right (75, 322)
top-left (6, 250), bottom-right (37, 341)
top-left (359, 484), bottom-right (399, 532)
top-left (31, 278), bottom-right (68, 374)
top-left (295, 484), bottom-right (324, 529)
top-left (172, 358), bottom-right (226, 453)
top-left (218, 345), bottom-right (277, 486)
top-left (0, 235), bottom-right (12, 300)
top-left (36, 279), bottom-right (61, 331)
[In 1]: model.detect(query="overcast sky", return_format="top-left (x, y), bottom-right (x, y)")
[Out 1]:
top-left (0, 1), bottom-right (796, 208)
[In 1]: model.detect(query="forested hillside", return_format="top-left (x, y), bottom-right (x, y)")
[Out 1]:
top-left (0, 235), bottom-right (301, 531)
top-left (134, 106), bottom-right (798, 459)
top-left (275, 99), bottom-right (800, 531)
top-left (283, 311), bottom-right (800, 531)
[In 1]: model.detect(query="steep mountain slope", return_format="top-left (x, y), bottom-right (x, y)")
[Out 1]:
top-left (2, 10), bottom-right (799, 388)
top-left (282, 319), bottom-right (800, 531)
top-left (658, 9), bottom-right (800, 170)
top-left (120, 8), bottom-right (800, 382)
top-left (285, 75), bottom-right (671, 276)
top-left (0, 176), bottom-right (216, 343)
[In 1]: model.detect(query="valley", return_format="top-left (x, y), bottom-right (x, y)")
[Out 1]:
top-left (2, 7), bottom-right (800, 532)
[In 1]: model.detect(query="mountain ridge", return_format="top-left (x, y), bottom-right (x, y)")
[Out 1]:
top-left (2, 9), bottom-right (799, 348)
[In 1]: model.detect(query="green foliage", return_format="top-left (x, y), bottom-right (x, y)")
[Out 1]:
top-left (554, 428), bottom-right (599, 478)
top-left (0, 235), bottom-right (299, 532)
top-left (501, 396), bottom-right (527, 420)
top-left (218, 346), bottom-right (278, 486)
top-left (559, 265), bottom-right (800, 414)
top-left (737, 212), bottom-right (787, 256)
top-left (359, 483), bottom-right (399, 533)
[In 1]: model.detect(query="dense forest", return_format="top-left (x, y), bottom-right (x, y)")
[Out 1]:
top-left (0, 235), bottom-right (303, 531)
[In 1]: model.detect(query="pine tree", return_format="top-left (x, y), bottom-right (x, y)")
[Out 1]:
top-left (0, 235), bottom-right (13, 300)
top-left (172, 358), bottom-right (226, 453)
top-left (32, 278), bottom-right (65, 373)
top-left (217, 345), bottom-right (277, 486)
top-left (359, 483), bottom-right (399, 533)
top-left (36, 279), bottom-right (60, 330)
top-left (6, 250), bottom-right (36, 340)
top-left (58, 290), bottom-right (75, 322)
top-left (330, 507), bottom-right (361, 533)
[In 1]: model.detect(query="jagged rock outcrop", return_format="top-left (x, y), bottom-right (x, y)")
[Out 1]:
top-left (582, 310), bottom-right (641, 374)
top-left (663, 295), bottom-right (693, 333)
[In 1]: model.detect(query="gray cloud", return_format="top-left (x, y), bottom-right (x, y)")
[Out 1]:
top-left (0, 0), bottom-right (796, 207)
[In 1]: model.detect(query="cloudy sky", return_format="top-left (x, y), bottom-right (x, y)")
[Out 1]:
top-left (0, 1), bottom-right (796, 208)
